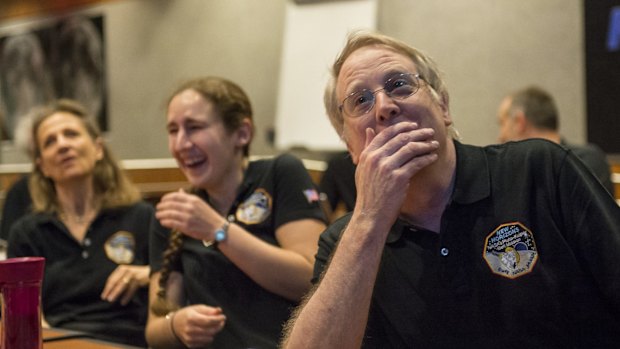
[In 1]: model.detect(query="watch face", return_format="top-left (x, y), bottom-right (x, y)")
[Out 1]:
top-left (215, 229), bottom-right (226, 242)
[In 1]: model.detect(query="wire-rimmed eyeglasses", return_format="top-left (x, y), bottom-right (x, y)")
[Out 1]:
top-left (339, 73), bottom-right (423, 117)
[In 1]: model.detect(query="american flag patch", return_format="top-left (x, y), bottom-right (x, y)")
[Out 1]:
top-left (303, 189), bottom-right (320, 203)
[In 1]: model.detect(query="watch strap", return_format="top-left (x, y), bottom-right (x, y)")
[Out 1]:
top-left (203, 221), bottom-right (230, 247)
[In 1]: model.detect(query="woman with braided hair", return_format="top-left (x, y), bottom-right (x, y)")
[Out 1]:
top-left (145, 77), bottom-right (327, 348)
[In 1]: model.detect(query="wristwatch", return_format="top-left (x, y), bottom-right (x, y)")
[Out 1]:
top-left (214, 221), bottom-right (230, 242)
top-left (203, 221), bottom-right (230, 247)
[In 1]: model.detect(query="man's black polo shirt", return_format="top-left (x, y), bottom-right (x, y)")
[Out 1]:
top-left (314, 140), bottom-right (620, 348)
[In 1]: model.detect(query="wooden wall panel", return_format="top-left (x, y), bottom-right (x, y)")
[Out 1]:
top-left (0, 0), bottom-right (117, 20)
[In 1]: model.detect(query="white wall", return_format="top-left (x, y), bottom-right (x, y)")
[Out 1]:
top-left (275, 0), bottom-right (377, 151)
top-left (380, 0), bottom-right (585, 146)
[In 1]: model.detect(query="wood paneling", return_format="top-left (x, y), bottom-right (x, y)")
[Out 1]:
top-left (0, 162), bottom-right (326, 207)
top-left (0, 0), bottom-right (117, 20)
top-left (612, 163), bottom-right (620, 200)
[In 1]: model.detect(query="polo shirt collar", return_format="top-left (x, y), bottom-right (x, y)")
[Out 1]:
top-left (385, 141), bottom-right (490, 243)
top-left (35, 208), bottom-right (113, 225)
top-left (194, 160), bottom-right (256, 210)
top-left (32, 212), bottom-right (59, 225)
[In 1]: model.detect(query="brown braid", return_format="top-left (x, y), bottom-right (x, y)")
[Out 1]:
top-left (151, 229), bottom-right (185, 316)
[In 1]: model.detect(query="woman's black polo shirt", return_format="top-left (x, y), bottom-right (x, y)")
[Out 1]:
top-left (151, 153), bottom-right (327, 349)
top-left (8, 201), bottom-right (153, 347)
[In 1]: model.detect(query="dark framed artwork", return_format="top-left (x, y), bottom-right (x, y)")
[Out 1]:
top-left (0, 14), bottom-right (107, 141)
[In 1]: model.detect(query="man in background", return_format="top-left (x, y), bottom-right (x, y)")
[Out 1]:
top-left (497, 86), bottom-right (614, 195)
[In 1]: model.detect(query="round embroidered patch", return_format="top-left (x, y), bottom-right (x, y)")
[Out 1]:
top-left (104, 231), bottom-right (136, 264)
top-left (483, 222), bottom-right (538, 279)
top-left (236, 188), bottom-right (272, 225)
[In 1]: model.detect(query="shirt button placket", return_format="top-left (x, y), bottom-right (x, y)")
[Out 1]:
top-left (82, 236), bottom-right (91, 259)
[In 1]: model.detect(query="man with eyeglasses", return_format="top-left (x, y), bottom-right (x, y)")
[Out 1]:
top-left (282, 31), bottom-right (620, 348)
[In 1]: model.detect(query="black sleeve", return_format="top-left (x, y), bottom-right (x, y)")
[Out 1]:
top-left (134, 201), bottom-right (155, 265)
top-left (311, 214), bottom-right (351, 283)
top-left (1, 175), bottom-right (33, 241)
top-left (148, 214), bottom-right (173, 274)
top-left (567, 143), bottom-right (614, 196)
top-left (7, 215), bottom-right (40, 258)
top-left (272, 153), bottom-right (328, 228)
top-left (557, 150), bottom-right (620, 311)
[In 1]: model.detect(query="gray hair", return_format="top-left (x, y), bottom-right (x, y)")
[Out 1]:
top-left (324, 31), bottom-right (458, 140)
